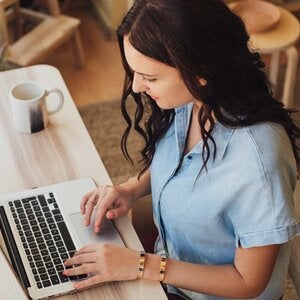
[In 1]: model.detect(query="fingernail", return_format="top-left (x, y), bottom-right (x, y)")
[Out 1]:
top-left (74, 284), bottom-right (80, 289)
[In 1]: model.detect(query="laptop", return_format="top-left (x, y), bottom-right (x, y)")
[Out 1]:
top-left (0, 177), bottom-right (125, 300)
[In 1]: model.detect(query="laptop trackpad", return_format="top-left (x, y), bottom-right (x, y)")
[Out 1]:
top-left (69, 213), bottom-right (125, 248)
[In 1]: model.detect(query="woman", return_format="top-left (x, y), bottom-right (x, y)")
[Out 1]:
top-left (63, 0), bottom-right (300, 299)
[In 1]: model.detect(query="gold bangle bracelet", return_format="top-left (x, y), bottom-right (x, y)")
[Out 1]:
top-left (137, 250), bottom-right (146, 279)
top-left (159, 254), bottom-right (167, 282)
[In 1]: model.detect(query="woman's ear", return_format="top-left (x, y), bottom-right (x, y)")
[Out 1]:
top-left (199, 78), bottom-right (207, 86)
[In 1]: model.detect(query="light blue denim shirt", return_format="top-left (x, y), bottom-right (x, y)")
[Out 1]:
top-left (150, 103), bottom-right (300, 300)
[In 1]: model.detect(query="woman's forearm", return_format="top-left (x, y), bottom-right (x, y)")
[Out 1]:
top-left (142, 244), bottom-right (279, 299)
top-left (122, 168), bottom-right (151, 201)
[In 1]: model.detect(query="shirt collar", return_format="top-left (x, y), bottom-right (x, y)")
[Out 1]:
top-left (175, 103), bottom-right (235, 161)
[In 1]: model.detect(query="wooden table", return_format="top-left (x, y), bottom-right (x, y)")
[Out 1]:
top-left (0, 64), bottom-right (167, 300)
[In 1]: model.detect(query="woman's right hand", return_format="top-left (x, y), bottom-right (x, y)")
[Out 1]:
top-left (80, 184), bottom-right (134, 233)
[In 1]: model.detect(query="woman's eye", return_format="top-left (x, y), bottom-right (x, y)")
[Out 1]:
top-left (142, 75), bottom-right (156, 82)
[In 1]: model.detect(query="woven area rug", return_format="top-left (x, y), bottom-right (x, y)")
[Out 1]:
top-left (78, 99), bottom-right (299, 300)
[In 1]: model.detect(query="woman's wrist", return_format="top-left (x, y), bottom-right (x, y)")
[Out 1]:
top-left (120, 174), bottom-right (150, 201)
top-left (137, 252), bottom-right (166, 281)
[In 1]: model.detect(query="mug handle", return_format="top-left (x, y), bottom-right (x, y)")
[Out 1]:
top-left (45, 88), bottom-right (64, 115)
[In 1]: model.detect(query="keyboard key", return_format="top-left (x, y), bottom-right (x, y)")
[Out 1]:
top-left (37, 216), bottom-right (45, 222)
top-left (58, 272), bottom-right (69, 283)
top-left (46, 217), bottom-right (54, 223)
top-left (33, 255), bottom-right (42, 261)
top-left (36, 261), bottom-right (44, 268)
top-left (56, 241), bottom-right (64, 247)
top-left (36, 238), bottom-right (44, 244)
top-left (24, 231), bottom-right (32, 237)
top-left (29, 242), bottom-right (37, 249)
top-left (37, 282), bottom-right (43, 289)
top-left (40, 274), bottom-right (49, 281)
top-left (61, 253), bottom-right (68, 260)
top-left (25, 208), bottom-right (33, 214)
top-left (31, 248), bottom-right (39, 255)
top-left (49, 223), bottom-right (56, 229)
top-left (40, 223), bottom-right (47, 229)
top-left (49, 246), bottom-right (56, 252)
top-left (23, 225), bottom-right (30, 231)
top-left (30, 220), bottom-right (37, 226)
top-left (48, 268), bottom-right (56, 275)
top-left (33, 206), bottom-right (41, 212)
top-left (27, 237), bottom-right (34, 243)
top-left (32, 226), bottom-right (39, 232)
top-left (34, 232), bottom-right (42, 238)
top-left (22, 197), bottom-right (36, 203)
top-left (51, 252), bottom-right (59, 259)
top-left (14, 200), bottom-right (22, 208)
top-left (42, 280), bottom-right (51, 287)
top-left (50, 275), bottom-right (60, 285)
top-left (34, 275), bottom-right (40, 282)
top-left (58, 247), bottom-right (66, 254)
top-left (21, 219), bottom-right (28, 225)
top-left (51, 229), bottom-right (59, 235)
top-left (43, 255), bottom-right (52, 263)
top-left (53, 258), bottom-right (61, 265)
top-left (37, 195), bottom-right (47, 206)
top-left (56, 265), bottom-right (64, 271)
top-left (28, 214), bottom-right (35, 220)
top-left (46, 240), bottom-right (54, 246)
top-left (45, 212), bottom-right (52, 218)
top-left (54, 215), bottom-right (64, 222)
top-left (44, 234), bottom-right (52, 241)
top-left (57, 222), bottom-right (76, 252)
top-left (42, 207), bottom-right (50, 213)
top-left (45, 262), bottom-right (54, 269)
top-left (38, 243), bottom-right (47, 250)
top-left (38, 267), bottom-right (46, 274)
top-left (54, 235), bottom-right (61, 242)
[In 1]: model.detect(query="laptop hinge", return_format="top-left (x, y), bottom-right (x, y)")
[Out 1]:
top-left (0, 206), bottom-right (31, 288)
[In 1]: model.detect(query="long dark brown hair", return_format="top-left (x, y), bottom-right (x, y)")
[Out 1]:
top-left (117, 0), bottom-right (300, 176)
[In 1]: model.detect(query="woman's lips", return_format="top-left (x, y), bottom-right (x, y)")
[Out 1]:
top-left (147, 93), bottom-right (160, 101)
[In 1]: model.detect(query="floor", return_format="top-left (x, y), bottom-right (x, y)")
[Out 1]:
top-left (44, 3), bottom-right (125, 106)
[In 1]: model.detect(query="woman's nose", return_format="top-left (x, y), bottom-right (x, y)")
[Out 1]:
top-left (132, 73), bottom-right (148, 93)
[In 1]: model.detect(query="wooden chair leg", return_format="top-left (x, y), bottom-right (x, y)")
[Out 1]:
top-left (70, 28), bottom-right (85, 69)
top-left (282, 46), bottom-right (298, 108)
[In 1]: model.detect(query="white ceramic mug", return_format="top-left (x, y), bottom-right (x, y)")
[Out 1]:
top-left (9, 81), bottom-right (64, 133)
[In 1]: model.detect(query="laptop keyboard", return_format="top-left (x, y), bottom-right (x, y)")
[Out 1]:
top-left (8, 193), bottom-right (87, 289)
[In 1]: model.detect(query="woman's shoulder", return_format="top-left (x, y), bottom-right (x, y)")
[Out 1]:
top-left (228, 122), bottom-right (296, 177)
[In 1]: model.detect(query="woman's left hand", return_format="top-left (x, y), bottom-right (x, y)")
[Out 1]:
top-left (63, 243), bottom-right (140, 289)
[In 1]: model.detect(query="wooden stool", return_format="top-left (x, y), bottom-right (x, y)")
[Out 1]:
top-left (229, 3), bottom-right (300, 108)
top-left (0, 0), bottom-right (85, 69)
top-left (250, 7), bottom-right (300, 108)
